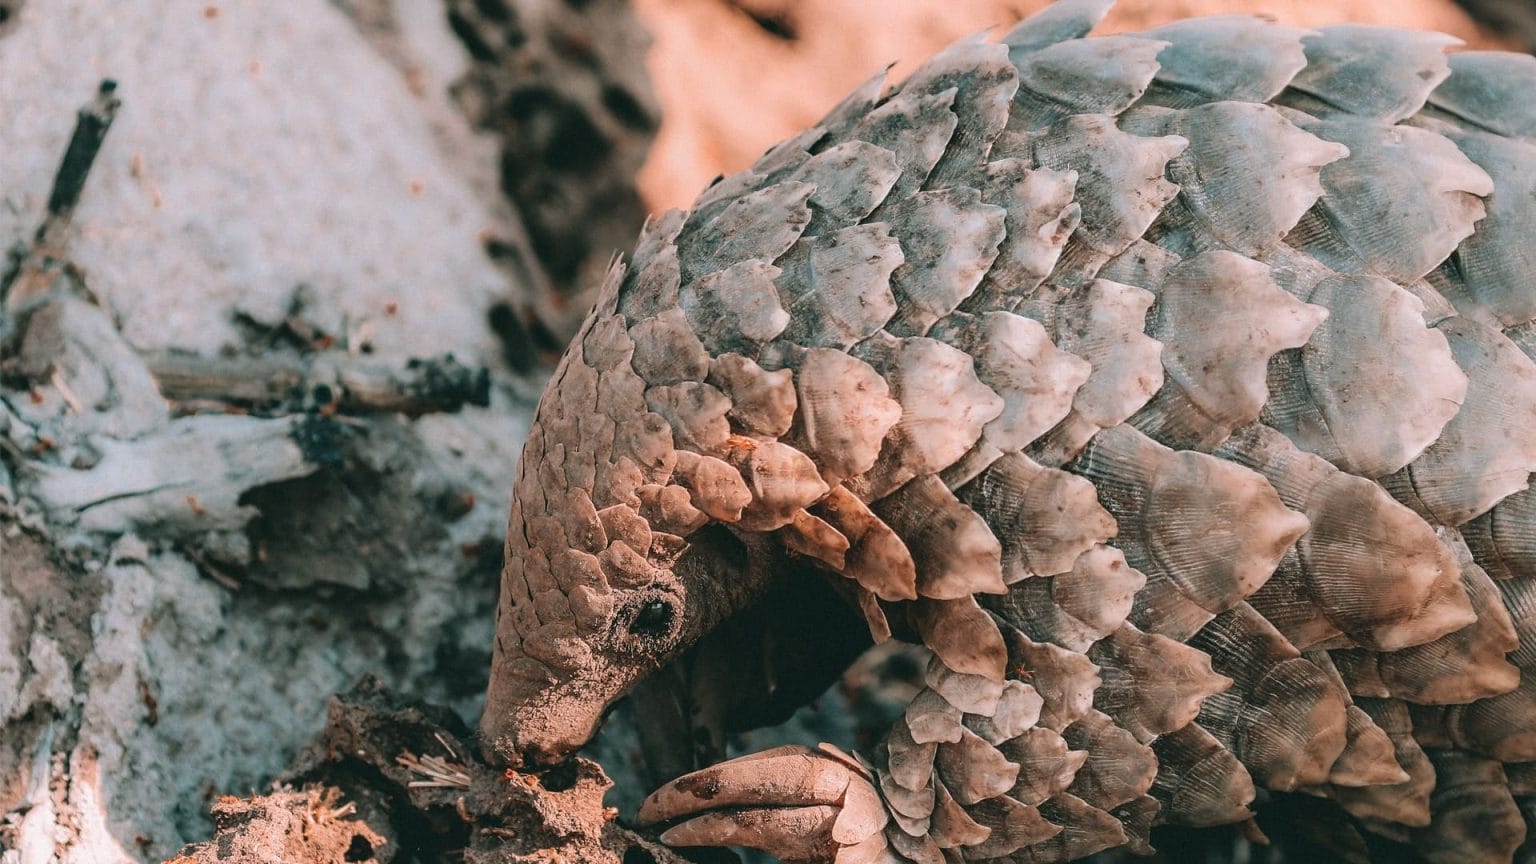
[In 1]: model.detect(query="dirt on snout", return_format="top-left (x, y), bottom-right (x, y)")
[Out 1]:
top-left (163, 677), bottom-right (689, 864)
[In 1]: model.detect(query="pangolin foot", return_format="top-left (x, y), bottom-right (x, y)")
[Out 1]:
top-left (637, 744), bottom-right (894, 864)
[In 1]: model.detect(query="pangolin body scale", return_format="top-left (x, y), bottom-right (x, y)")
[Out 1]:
top-left (483, 2), bottom-right (1536, 861)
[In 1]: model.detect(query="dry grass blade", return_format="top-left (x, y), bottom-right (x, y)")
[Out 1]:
top-left (397, 750), bottom-right (472, 789)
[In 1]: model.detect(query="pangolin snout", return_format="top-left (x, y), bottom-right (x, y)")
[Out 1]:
top-left (517, 736), bottom-right (584, 770)
top-left (484, 717), bottom-right (594, 770)
top-left (484, 701), bottom-right (602, 769)
top-left (481, 667), bottom-right (626, 771)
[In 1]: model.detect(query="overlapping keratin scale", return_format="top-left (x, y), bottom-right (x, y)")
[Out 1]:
top-left (1069, 424), bottom-right (1310, 638)
top-left (1215, 423), bottom-right (1474, 651)
top-left (1186, 603), bottom-right (1350, 791)
top-left (955, 9), bottom-right (1524, 853)
top-left (1129, 250), bottom-right (1328, 451)
top-left (998, 0), bottom-right (1113, 54)
top-left (1420, 128), bottom-right (1536, 331)
top-left (1300, 651), bottom-right (1408, 789)
top-left (1465, 487), bottom-right (1536, 582)
top-left (1279, 25), bottom-right (1460, 124)
top-left (1261, 268), bottom-right (1470, 480)
top-left (1280, 109), bottom-right (1493, 287)
top-left (1407, 751), bottom-right (1526, 864)
top-left (1421, 51), bottom-right (1536, 141)
top-left (1379, 317), bottom-right (1536, 527)
top-left (954, 453), bottom-right (1112, 586)
top-left (986, 545), bottom-right (1144, 655)
top-left (1331, 534), bottom-right (1519, 705)
top-left (1122, 101), bottom-right (1348, 259)
top-left (1328, 697), bottom-right (1435, 826)
top-left (500, 1), bottom-right (1536, 861)
top-left (1086, 624), bottom-right (1231, 745)
top-left (1147, 723), bottom-right (1255, 827)
top-left (1005, 35), bottom-right (1167, 132)
top-left (931, 314), bottom-right (1090, 488)
top-left (1004, 115), bottom-right (1186, 286)
top-left (1136, 16), bottom-right (1311, 108)
top-left (1022, 278), bottom-right (1163, 468)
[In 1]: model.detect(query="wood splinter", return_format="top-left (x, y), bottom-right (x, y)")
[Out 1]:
top-left (2, 79), bottom-right (121, 315)
top-left (146, 351), bottom-right (492, 417)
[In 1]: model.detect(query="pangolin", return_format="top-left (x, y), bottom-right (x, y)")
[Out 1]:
top-left (480, 1), bottom-right (1536, 861)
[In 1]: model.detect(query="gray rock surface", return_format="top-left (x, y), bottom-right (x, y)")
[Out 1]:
top-left (0, 1), bottom-right (548, 860)
top-left (0, 1), bottom-right (514, 361)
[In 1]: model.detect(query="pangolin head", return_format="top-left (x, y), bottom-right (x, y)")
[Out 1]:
top-left (479, 247), bottom-right (849, 768)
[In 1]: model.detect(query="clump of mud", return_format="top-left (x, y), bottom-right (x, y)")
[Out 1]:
top-left (164, 790), bottom-right (388, 864)
top-left (165, 678), bottom-right (688, 864)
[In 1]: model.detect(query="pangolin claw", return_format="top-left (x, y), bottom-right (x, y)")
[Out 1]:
top-left (638, 744), bottom-right (891, 864)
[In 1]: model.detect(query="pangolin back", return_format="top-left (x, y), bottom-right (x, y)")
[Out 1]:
top-left (494, 0), bottom-right (1536, 860)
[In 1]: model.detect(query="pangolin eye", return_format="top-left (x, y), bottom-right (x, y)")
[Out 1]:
top-left (629, 599), bottom-right (674, 637)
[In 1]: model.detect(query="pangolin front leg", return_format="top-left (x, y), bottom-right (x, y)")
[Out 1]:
top-left (638, 745), bottom-right (889, 864)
